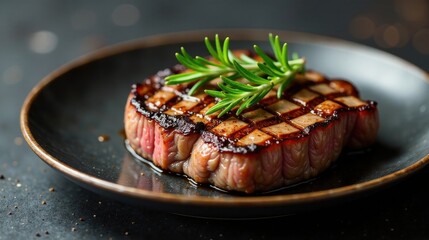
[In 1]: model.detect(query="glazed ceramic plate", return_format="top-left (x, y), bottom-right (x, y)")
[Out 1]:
top-left (21, 29), bottom-right (429, 218)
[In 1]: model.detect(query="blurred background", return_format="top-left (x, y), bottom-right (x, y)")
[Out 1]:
top-left (1, 0), bottom-right (428, 83)
top-left (1, 0), bottom-right (428, 239)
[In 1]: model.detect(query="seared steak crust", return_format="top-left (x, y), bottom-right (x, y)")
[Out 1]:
top-left (124, 54), bottom-right (379, 193)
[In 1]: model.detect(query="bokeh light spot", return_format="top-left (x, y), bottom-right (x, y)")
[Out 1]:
top-left (413, 28), bottom-right (429, 54)
top-left (350, 16), bottom-right (376, 39)
top-left (28, 31), bottom-right (58, 54)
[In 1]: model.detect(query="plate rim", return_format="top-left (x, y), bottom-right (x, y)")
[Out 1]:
top-left (20, 28), bottom-right (429, 208)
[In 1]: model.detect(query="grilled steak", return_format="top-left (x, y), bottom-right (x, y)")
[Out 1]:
top-left (124, 53), bottom-right (379, 193)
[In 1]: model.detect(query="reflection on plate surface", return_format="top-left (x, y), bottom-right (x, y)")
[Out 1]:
top-left (21, 29), bottom-right (429, 218)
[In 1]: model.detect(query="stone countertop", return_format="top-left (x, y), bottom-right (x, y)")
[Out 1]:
top-left (1, 1), bottom-right (428, 239)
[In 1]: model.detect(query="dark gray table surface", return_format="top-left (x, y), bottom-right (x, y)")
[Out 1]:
top-left (1, 1), bottom-right (429, 239)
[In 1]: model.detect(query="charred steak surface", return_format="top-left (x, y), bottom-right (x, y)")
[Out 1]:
top-left (124, 54), bottom-right (379, 193)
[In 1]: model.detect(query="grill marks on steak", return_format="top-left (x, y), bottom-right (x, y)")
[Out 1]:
top-left (124, 59), bottom-right (379, 193)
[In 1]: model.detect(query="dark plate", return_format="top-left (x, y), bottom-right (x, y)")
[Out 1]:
top-left (21, 29), bottom-right (429, 219)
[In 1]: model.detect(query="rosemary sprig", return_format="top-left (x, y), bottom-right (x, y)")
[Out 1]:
top-left (165, 34), bottom-right (306, 117)
top-left (165, 34), bottom-right (261, 95)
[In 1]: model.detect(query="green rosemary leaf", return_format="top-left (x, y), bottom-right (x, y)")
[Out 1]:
top-left (268, 33), bottom-right (280, 60)
top-left (215, 35), bottom-right (223, 63)
top-left (205, 89), bottom-right (227, 99)
top-left (188, 76), bottom-right (214, 95)
top-left (244, 92), bottom-right (262, 109)
top-left (165, 72), bottom-right (206, 84)
top-left (269, 34), bottom-right (282, 64)
top-left (180, 47), bottom-right (201, 67)
top-left (277, 76), bottom-right (292, 98)
top-left (258, 85), bottom-right (274, 102)
top-left (218, 83), bottom-right (243, 95)
top-left (238, 54), bottom-right (258, 64)
top-left (245, 95), bottom-right (262, 110)
top-left (281, 43), bottom-right (291, 70)
top-left (175, 52), bottom-right (207, 72)
top-left (221, 76), bottom-right (256, 92)
top-left (292, 52), bottom-right (300, 60)
top-left (253, 45), bottom-right (283, 73)
top-left (195, 56), bottom-right (224, 68)
top-left (289, 58), bottom-right (305, 66)
top-left (233, 61), bottom-right (269, 85)
top-left (204, 36), bottom-right (219, 61)
top-left (227, 72), bottom-right (243, 80)
top-left (222, 37), bottom-right (231, 66)
top-left (274, 39), bottom-right (285, 67)
top-left (204, 99), bottom-right (231, 115)
top-left (236, 97), bottom-right (251, 115)
top-left (292, 61), bottom-right (305, 72)
top-left (227, 51), bottom-right (236, 65)
top-left (219, 98), bottom-right (242, 117)
top-left (250, 85), bottom-right (273, 107)
top-left (257, 62), bottom-right (284, 77)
